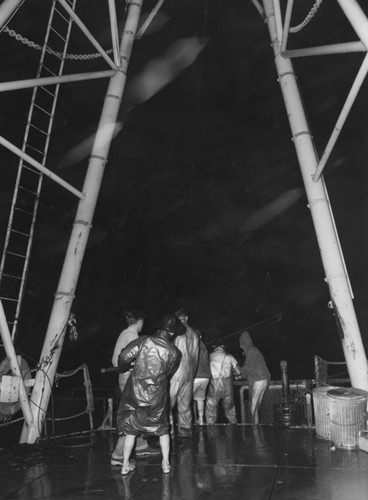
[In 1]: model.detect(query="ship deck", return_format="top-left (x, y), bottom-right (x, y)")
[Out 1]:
top-left (1, 424), bottom-right (368, 499)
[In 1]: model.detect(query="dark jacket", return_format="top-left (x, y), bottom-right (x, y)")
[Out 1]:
top-left (239, 331), bottom-right (270, 383)
top-left (117, 330), bottom-right (181, 436)
top-left (195, 339), bottom-right (211, 379)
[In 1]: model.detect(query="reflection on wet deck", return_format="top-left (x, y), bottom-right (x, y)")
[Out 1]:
top-left (1, 425), bottom-right (368, 499)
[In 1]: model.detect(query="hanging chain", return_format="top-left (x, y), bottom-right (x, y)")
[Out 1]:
top-left (289, 0), bottom-right (323, 33)
top-left (2, 25), bottom-right (113, 60)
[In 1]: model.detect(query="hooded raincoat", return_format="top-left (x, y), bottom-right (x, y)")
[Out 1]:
top-left (239, 331), bottom-right (270, 423)
top-left (117, 331), bottom-right (181, 437)
top-left (205, 346), bottom-right (240, 424)
top-left (239, 331), bottom-right (270, 382)
top-left (169, 322), bottom-right (199, 435)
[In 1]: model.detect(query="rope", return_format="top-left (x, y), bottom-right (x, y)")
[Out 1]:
top-left (0, 416), bottom-right (24, 427)
top-left (289, 0), bottom-right (323, 34)
top-left (55, 365), bottom-right (83, 380)
top-left (2, 26), bottom-right (113, 60)
top-left (46, 408), bottom-right (88, 422)
top-left (0, 364), bottom-right (93, 432)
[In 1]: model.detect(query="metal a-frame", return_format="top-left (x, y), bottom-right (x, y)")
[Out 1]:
top-left (0, 0), bottom-right (367, 445)
top-left (0, 0), bottom-right (143, 443)
top-left (261, 0), bottom-right (368, 390)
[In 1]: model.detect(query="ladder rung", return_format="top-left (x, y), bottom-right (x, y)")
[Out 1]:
top-left (40, 86), bottom-right (56, 98)
top-left (14, 206), bottom-right (34, 216)
top-left (41, 65), bottom-right (57, 77)
top-left (11, 228), bottom-right (31, 237)
top-left (0, 0), bottom-right (75, 340)
top-left (50, 26), bottom-right (67, 42)
top-left (0, 296), bottom-right (18, 303)
top-left (45, 48), bottom-right (63, 62)
top-left (22, 163), bottom-right (42, 174)
top-left (18, 185), bottom-right (38, 196)
top-left (1, 273), bottom-right (22, 281)
top-left (29, 123), bottom-right (48, 136)
top-left (7, 250), bottom-right (27, 258)
top-left (34, 103), bottom-right (53, 117)
top-left (54, 8), bottom-right (70, 24)
top-left (24, 144), bottom-right (45, 157)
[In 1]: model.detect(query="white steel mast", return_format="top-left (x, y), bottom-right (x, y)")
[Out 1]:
top-left (262, 0), bottom-right (368, 390)
top-left (20, 0), bottom-right (144, 444)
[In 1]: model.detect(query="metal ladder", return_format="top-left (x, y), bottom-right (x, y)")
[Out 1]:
top-left (0, 0), bottom-right (77, 341)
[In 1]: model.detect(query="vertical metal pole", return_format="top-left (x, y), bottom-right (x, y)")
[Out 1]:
top-left (262, 0), bottom-right (368, 390)
top-left (108, 0), bottom-right (121, 67)
top-left (20, 0), bottom-right (143, 444)
top-left (281, 0), bottom-right (294, 52)
top-left (0, 300), bottom-right (34, 425)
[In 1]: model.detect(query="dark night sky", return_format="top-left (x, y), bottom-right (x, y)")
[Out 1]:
top-left (1, 0), bottom-right (368, 384)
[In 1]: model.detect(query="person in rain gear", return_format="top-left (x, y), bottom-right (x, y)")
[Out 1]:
top-left (193, 330), bottom-right (211, 425)
top-left (239, 330), bottom-right (270, 424)
top-left (111, 310), bottom-right (156, 464)
top-left (169, 308), bottom-right (199, 437)
top-left (112, 310), bottom-right (145, 394)
top-left (205, 343), bottom-right (241, 424)
top-left (117, 313), bottom-right (183, 475)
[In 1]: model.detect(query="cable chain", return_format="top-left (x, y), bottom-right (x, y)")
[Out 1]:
top-left (2, 25), bottom-right (113, 60)
top-left (289, 0), bottom-right (323, 33)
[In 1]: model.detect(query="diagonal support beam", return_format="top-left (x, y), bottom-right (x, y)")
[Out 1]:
top-left (0, 136), bottom-right (85, 199)
top-left (0, 70), bottom-right (117, 92)
top-left (313, 52), bottom-right (368, 181)
top-left (57, 0), bottom-right (118, 70)
top-left (108, 0), bottom-right (121, 66)
top-left (280, 0), bottom-right (294, 52)
top-left (272, 0), bottom-right (283, 46)
top-left (337, 0), bottom-right (368, 50)
top-left (136, 0), bottom-right (165, 39)
top-left (283, 41), bottom-right (366, 58)
top-left (0, 0), bottom-right (25, 30)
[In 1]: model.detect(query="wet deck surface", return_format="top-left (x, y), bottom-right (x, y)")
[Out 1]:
top-left (1, 424), bottom-right (368, 499)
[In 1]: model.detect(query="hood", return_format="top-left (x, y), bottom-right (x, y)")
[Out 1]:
top-left (239, 331), bottom-right (253, 353)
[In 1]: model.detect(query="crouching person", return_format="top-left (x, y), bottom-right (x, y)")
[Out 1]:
top-left (116, 314), bottom-right (183, 475)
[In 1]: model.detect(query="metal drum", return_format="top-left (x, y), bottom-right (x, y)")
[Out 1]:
top-left (327, 387), bottom-right (368, 449)
top-left (312, 386), bottom-right (339, 440)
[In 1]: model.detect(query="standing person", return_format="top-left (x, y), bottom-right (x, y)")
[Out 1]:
top-left (112, 310), bottom-right (144, 394)
top-left (193, 330), bottom-right (211, 425)
top-left (205, 342), bottom-right (240, 424)
top-left (169, 308), bottom-right (199, 437)
top-left (239, 331), bottom-right (270, 424)
top-left (111, 310), bottom-right (157, 465)
top-left (117, 313), bottom-right (183, 475)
